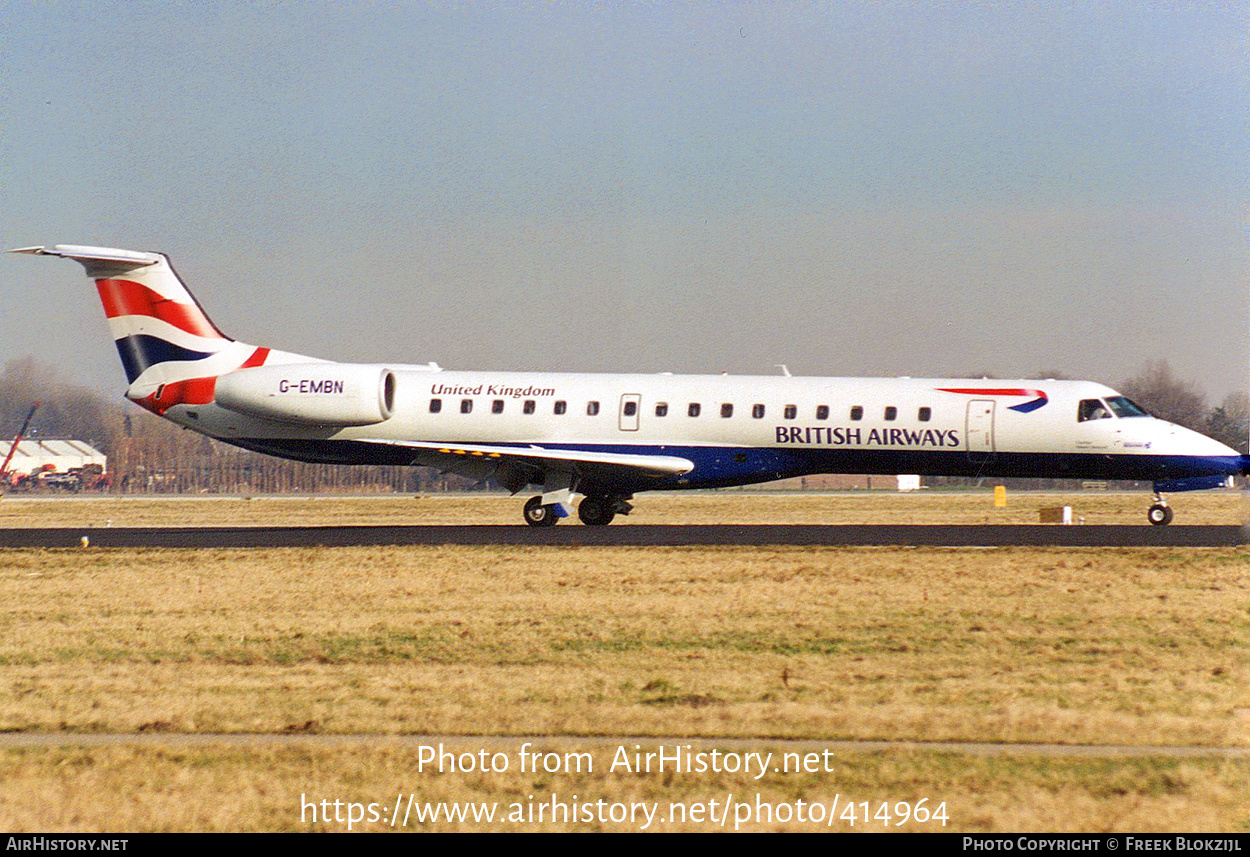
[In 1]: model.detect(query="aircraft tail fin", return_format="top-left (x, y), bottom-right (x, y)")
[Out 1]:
top-left (11, 244), bottom-right (239, 384)
top-left (8, 244), bottom-right (307, 415)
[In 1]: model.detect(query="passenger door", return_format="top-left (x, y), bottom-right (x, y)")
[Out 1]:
top-left (965, 399), bottom-right (995, 461)
top-left (619, 394), bottom-right (641, 431)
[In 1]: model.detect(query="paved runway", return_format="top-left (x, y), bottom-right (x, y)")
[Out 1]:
top-left (0, 523), bottom-right (1243, 548)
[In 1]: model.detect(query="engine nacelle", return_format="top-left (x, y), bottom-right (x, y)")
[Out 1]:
top-left (215, 363), bottom-right (396, 426)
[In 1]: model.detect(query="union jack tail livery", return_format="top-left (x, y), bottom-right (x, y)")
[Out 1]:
top-left (9, 245), bottom-right (296, 415)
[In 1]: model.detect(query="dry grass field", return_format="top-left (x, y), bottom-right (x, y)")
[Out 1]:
top-left (0, 491), bottom-right (1245, 831)
top-left (0, 742), bottom-right (1244, 832)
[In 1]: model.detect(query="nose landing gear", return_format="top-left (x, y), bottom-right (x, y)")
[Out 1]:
top-left (1147, 493), bottom-right (1173, 526)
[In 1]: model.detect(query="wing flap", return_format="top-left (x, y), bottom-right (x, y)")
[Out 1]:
top-left (360, 438), bottom-right (693, 491)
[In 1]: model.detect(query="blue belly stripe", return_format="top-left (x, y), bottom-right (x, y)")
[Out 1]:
top-left (223, 437), bottom-right (1244, 493)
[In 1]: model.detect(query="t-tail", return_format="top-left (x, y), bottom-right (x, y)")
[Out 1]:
top-left (9, 244), bottom-right (313, 415)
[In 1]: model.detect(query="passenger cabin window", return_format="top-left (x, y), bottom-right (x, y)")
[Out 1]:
top-left (523, 400), bottom-right (536, 415)
top-left (460, 399), bottom-right (473, 414)
top-left (752, 404), bottom-right (765, 419)
top-left (429, 398), bottom-right (442, 414)
top-left (784, 405), bottom-right (797, 420)
top-left (918, 407), bottom-right (932, 422)
top-left (1078, 399), bottom-right (1112, 422)
top-left (554, 400), bottom-right (567, 415)
top-left (655, 403), bottom-right (669, 417)
top-left (720, 403), bottom-right (734, 418)
top-left (623, 401), bottom-right (637, 417)
top-left (587, 401), bottom-right (600, 416)
top-left (688, 403), bottom-right (701, 417)
top-left (884, 407), bottom-right (897, 421)
top-left (491, 399), bottom-right (504, 414)
top-left (850, 406), bottom-right (863, 421)
top-left (816, 405), bottom-right (829, 420)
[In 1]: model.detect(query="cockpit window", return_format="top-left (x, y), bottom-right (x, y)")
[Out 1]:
top-left (1078, 399), bottom-right (1111, 422)
top-left (1105, 396), bottom-right (1150, 418)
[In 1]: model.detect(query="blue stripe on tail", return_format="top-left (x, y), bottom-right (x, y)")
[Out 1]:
top-left (115, 335), bottom-right (215, 383)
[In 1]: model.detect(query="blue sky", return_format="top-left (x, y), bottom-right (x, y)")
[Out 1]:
top-left (2, 2), bottom-right (1245, 400)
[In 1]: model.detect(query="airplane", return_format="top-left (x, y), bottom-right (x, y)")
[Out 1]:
top-left (10, 244), bottom-right (1247, 526)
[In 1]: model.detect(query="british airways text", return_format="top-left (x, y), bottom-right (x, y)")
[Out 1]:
top-left (775, 426), bottom-right (960, 447)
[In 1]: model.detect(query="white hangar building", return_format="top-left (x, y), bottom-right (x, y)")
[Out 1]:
top-left (2, 439), bottom-right (106, 475)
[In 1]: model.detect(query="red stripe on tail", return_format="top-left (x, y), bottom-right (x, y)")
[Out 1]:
top-left (135, 347), bottom-right (270, 415)
top-left (96, 278), bottom-right (225, 339)
top-left (241, 346), bottom-right (270, 368)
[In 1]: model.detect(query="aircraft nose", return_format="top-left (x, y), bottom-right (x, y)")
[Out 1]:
top-left (1148, 423), bottom-right (1243, 479)
top-left (1166, 422), bottom-right (1238, 456)
top-left (1205, 435), bottom-right (1240, 458)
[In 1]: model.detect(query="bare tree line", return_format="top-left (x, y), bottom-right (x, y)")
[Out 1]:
top-left (0, 357), bottom-right (1245, 494)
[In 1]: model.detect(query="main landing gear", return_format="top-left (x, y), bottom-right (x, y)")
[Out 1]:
top-left (522, 494), bottom-right (633, 527)
top-left (1147, 493), bottom-right (1173, 526)
top-left (522, 496), bottom-right (560, 527)
top-left (576, 495), bottom-right (618, 526)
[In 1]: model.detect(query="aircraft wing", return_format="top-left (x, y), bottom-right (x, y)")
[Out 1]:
top-left (358, 438), bottom-right (694, 494)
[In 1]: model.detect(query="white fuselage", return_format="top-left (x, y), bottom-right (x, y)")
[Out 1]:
top-left (159, 366), bottom-right (1239, 492)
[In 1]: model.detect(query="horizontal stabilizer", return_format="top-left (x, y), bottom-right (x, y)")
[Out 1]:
top-left (8, 244), bottom-right (162, 268)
